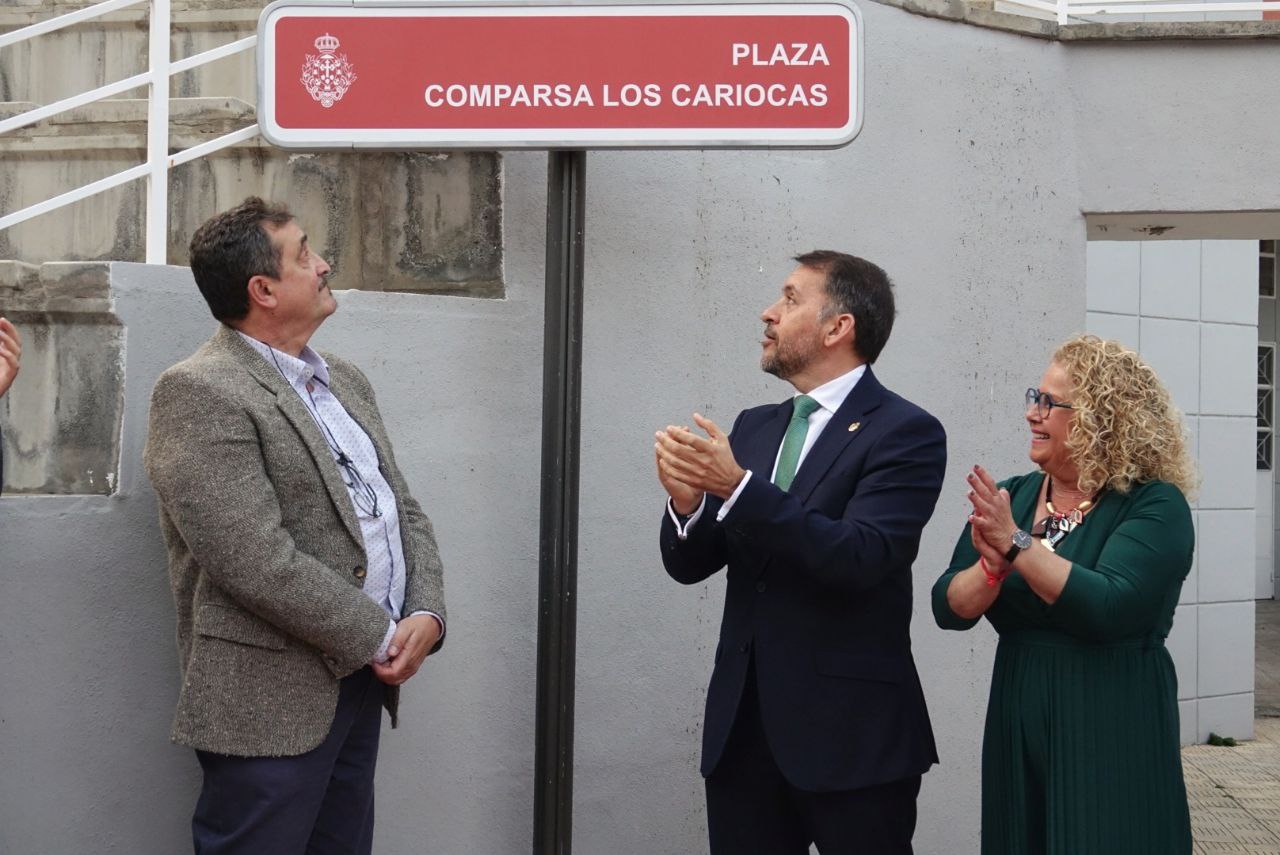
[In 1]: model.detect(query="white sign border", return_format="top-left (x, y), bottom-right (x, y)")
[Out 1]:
top-left (257, 0), bottom-right (864, 150)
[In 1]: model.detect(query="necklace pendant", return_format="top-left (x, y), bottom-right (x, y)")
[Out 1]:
top-left (1043, 518), bottom-right (1070, 551)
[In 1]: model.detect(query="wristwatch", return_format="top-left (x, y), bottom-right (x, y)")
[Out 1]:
top-left (1004, 529), bottom-right (1033, 563)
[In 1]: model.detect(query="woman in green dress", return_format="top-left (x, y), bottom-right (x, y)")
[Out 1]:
top-left (932, 334), bottom-right (1197, 855)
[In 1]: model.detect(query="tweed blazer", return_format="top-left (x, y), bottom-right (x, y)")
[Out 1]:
top-left (144, 324), bottom-right (446, 757)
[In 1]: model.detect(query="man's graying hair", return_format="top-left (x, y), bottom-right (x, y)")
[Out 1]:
top-left (794, 250), bottom-right (897, 364)
top-left (189, 196), bottom-right (294, 322)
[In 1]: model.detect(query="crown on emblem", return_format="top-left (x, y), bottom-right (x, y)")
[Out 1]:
top-left (314, 33), bottom-right (340, 53)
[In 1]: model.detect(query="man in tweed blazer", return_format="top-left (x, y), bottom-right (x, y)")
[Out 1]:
top-left (144, 198), bottom-right (446, 854)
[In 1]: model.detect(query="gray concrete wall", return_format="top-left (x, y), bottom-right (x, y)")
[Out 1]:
top-left (4, 3), bottom-right (1280, 853)
top-left (1068, 40), bottom-right (1280, 214)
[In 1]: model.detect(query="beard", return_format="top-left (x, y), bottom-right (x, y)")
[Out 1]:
top-left (761, 332), bottom-right (820, 380)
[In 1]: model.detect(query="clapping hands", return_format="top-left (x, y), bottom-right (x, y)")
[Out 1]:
top-left (653, 413), bottom-right (745, 508)
top-left (966, 465), bottom-right (1017, 577)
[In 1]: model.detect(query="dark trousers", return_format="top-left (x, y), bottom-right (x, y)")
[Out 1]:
top-left (705, 662), bottom-right (921, 855)
top-left (192, 666), bottom-right (385, 855)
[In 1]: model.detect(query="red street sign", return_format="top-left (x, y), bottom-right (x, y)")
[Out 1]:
top-left (257, 0), bottom-right (863, 149)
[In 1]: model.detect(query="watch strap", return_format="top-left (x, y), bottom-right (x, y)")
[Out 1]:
top-left (1004, 529), bottom-right (1032, 563)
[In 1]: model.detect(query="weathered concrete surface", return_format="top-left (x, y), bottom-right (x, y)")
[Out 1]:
top-left (0, 99), bottom-right (503, 294)
top-left (0, 262), bottom-right (122, 495)
top-left (0, 1), bottom-right (262, 105)
top-left (876, 0), bottom-right (1280, 39)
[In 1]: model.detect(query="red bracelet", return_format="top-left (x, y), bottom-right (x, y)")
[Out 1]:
top-left (980, 556), bottom-right (1009, 587)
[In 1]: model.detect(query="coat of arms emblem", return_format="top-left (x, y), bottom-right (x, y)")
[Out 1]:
top-left (301, 33), bottom-right (356, 109)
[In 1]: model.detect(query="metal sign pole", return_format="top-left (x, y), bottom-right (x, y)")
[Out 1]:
top-left (533, 148), bottom-right (586, 855)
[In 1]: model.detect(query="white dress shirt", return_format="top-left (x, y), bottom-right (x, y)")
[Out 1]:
top-left (669, 364), bottom-right (867, 537)
top-left (238, 333), bottom-right (442, 661)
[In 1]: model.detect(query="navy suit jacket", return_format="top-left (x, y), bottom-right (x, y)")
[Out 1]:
top-left (661, 367), bottom-right (947, 792)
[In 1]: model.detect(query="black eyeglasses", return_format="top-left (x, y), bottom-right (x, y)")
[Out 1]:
top-left (1025, 388), bottom-right (1074, 419)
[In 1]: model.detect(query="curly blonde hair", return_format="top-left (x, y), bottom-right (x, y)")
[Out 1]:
top-left (1053, 334), bottom-right (1199, 498)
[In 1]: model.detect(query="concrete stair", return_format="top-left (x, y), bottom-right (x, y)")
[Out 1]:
top-left (0, 1), bottom-right (504, 295)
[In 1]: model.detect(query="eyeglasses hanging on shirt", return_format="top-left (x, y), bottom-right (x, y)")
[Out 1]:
top-left (265, 346), bottom-right (402, 602)
top-left (270, 349), bottom-right (381, 519)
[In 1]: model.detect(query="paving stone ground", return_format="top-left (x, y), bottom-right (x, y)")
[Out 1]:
top-left (1184, 717), bottom-right (1280, 854)
top-left (1256, 600), bottom-right (1280, 718)
top-left (1183, 600), bottom-right (1280, 854)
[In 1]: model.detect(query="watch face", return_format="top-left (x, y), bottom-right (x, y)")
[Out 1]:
top-left (1012, 529), bottom-right (1033, 550)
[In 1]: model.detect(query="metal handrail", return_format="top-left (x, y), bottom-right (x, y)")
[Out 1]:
top-left (999, 0), bottom-right (1280, 23)
top-left (0, 0), bottom-right (260, 261)
top-left (0, 0), bottom-right (146, 50)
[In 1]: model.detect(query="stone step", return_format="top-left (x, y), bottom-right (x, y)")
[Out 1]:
top-left (0, 98), bottom-right (504, 296)
top-left (0, 260), bottom-right (111, 315)
top-left (0, 97), bottom-right (257, 152)
top-left (0, 1), bottom-right (261, 105)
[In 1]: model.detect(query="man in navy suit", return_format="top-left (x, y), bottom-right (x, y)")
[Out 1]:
top-left (654, 251), bottom-right (946, 854)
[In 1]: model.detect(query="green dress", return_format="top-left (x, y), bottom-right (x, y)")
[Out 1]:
top-left (932, 472), bottom-right (1193, 855)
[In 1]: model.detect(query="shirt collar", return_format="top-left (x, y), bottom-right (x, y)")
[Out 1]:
top-left (235, 330), bottom-right (331, 387)
top-left (798, 364), bottom-right (866, 415)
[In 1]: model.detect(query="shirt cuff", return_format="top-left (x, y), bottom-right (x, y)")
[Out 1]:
top-left (408, 610), bottom-right (447, 645)
top-left (667, 495), bottom-right (707, 540)
top-left (373, 619), bottom-right (396, 664)
top-left (716, 470), bottom-right (754, 522)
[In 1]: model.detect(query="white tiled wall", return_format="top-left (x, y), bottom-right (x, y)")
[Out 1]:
top-left (1199, 417), bottom-right (1259, 510)
top-left (1180, 512), bottom-right (1200, 608)
top-left (1139, 316), bottom-right (1201, 412)
top-left (1086, 242), bottom-right (1141, 314)
top-left (1141, 241), bottom-right (1202, 321)
top-left (1198, 510), bottom-right (1260, 604)
top-left (1168, 605), bottom-right (1198, 699)
top-left (1086, 238), bottom-right (1258, 744)
top-left (1203, 242), bottom-right (1259, 325)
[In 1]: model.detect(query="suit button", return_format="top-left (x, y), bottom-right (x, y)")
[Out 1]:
top-left (353, 566), bottom-right (367, 579)
top-left (756, 581), bottom-right (767, 593)
top-left (738, 643), bottom-right (749, 654)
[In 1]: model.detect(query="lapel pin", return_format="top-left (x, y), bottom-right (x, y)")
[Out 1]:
top-left (848, 421), bottom-right (861, 432)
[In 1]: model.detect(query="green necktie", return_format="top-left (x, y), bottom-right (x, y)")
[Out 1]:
top-left (773, 394), bottom-right (822, 491)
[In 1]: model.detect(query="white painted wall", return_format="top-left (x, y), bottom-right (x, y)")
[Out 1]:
top-left (1086, 239), bottom-right (1258, 744)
